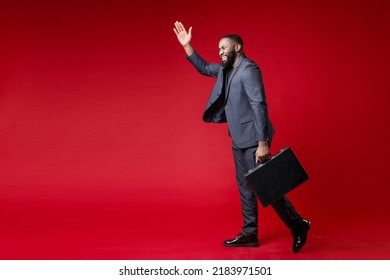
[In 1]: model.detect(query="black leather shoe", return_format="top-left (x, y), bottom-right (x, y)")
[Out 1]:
top-left (223, 233), bottom-right (259, 247)
top-left (292, 219), bottom-right (311, 253)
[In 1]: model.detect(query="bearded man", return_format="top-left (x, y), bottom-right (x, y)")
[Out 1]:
top-left (173, 21), bottom-right (310, 253)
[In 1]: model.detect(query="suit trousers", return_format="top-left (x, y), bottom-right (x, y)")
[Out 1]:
top-left (232, 144), bottom-right (302, 236)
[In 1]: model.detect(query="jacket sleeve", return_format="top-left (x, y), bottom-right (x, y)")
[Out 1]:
top-left (242, 64), bottom-right (272, 142)
top-left (186, 51), bottom-right (221, 78)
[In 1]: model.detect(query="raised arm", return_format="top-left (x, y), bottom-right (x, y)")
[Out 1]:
top-left (173, 21), bottom-right (194, 56)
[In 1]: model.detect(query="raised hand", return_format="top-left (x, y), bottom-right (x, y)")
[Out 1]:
top-left (173, 21), bottom-right (192, 47)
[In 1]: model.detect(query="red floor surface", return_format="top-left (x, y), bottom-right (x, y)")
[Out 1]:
top-left (1, 182), bottom-right (389, 260)
top-left (1, 212), bottom-right (389, 260)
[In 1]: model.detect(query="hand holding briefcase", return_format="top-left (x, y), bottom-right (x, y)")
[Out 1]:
top-left (244, 147), bottom-right (309, 208)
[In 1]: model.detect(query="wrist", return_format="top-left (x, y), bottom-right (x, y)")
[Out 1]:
top-left (183, 44), bottom-right (194, 56)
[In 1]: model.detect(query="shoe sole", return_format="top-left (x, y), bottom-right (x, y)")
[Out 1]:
top-left (223, 242), bottom-right (259, 248)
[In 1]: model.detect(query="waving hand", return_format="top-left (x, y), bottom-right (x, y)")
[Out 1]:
top-left (173, 21), bottom-right (194, 56)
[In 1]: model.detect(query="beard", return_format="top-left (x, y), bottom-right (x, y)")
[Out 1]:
top-left (222, 50), bottom-right (236, 69)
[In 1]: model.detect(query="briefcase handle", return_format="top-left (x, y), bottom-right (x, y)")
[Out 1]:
top-left (256, 147), bottom-right (292, 165)
top-left (257, 153), bottom-right (272, 165)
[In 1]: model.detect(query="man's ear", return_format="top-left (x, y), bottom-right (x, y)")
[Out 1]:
top-left (235, 44), bottom-right (242, 53)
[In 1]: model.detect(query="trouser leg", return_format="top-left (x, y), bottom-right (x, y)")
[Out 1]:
top-left (232, 145), bottom-right (258, 236)
top-left (271, 196), bottom-right (302, 230)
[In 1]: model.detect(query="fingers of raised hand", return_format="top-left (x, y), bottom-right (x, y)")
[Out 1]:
top-left (174, 21), bottom-right (186, 33)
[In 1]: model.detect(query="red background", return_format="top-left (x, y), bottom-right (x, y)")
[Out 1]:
top-left (1, 0), bottom-right (389, 259)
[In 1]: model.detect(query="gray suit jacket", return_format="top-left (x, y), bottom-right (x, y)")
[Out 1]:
top-left (187, 51), bottom-right (275, 148)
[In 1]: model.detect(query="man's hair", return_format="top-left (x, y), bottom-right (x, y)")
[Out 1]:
top-left (221, 34), bottom-right (244, 52)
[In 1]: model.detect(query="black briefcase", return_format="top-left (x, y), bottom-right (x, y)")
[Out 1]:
top-left (244, 147), bottom-right (309, 207)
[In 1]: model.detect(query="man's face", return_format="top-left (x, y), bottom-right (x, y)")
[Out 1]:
top-left (219, 38), bottom-right (237, 69)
